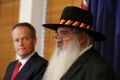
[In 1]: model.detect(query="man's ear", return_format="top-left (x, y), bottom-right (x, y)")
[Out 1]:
top-left (33, 36), bottom-right (37, 46)
top-left (80, 32), bottom-right (87, 47)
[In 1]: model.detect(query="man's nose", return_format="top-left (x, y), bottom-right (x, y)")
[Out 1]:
top-left (18, 40), bottom-right (24, 46)
top-left (55, 35), bottom-right (63, 42)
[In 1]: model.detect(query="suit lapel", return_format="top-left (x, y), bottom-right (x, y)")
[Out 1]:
top-left (6, 61), bottom-right (18, 79)
top-left (61, 60), bottom-right (83, 80)
top-left (15, 52), bottom-right (38, 79)
top-left (16, 61), bottom-right (31, 79)
top-left (61, 47), bottom-right (95, 80)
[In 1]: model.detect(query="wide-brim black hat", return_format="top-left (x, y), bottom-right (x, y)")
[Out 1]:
top-left (42, 6), bottom-right (106, 41)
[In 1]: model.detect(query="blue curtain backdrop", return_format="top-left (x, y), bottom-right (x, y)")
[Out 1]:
top-left (88, 0), bottom-right (120, 79)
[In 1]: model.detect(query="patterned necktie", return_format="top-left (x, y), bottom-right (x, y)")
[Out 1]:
top-left (11, 61), bottom-right (22, 80)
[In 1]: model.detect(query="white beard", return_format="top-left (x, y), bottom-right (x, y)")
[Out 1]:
top-left (42, 39), bottom-right (85, 80)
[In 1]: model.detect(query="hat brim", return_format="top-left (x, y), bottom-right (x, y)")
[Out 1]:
top-left (42, 24), bottom-right (106, 41)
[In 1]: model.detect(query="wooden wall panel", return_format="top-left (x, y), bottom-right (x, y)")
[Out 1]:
top-left (0, 0), bottom-right (19, 79)
top-left (44, 0), bottom-right (82, 60)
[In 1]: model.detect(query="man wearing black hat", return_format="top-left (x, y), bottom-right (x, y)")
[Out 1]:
top-left (42, 6), bottom-right (116, 80)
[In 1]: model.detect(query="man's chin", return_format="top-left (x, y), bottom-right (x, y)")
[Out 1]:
top-left (17, 53), bottom-right (28, 59)
top-left (57, 44), bottom-right (63, 49)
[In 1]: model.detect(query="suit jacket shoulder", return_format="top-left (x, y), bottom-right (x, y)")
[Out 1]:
top-left (4, 60), bottom-right (18, 80)
top-left (4, 52), bottom-right (48, 80)
top-left (61, 47), bottom-right (116, 80)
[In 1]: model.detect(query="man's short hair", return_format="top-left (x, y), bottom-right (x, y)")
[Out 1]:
top-left (12, 22), bottom-right (36, 38)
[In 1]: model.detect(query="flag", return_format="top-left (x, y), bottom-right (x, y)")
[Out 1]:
top-left (81, 0), bottom-right (89, 10)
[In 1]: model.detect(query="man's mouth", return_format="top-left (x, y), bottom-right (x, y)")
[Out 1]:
top-left (18, 47), bottom-right (25, 50)
top-left (57, 42), bottom-right (63, 46)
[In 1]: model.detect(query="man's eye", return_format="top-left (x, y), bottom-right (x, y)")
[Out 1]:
top-left (23, 37), bottom-right (29, 41)
top-left (56, 33), bottom-right (59, 36)
top-left (62, 32), bottom-right (67, 35)
top-left (61, 31), bottom-right (69, 36)
top-left (15, 39), bottom-right (19, 42)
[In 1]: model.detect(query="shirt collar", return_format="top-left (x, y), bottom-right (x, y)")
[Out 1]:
top-left (79, 44), bottom-right (93, 57)
top-left (17, 51), bottom-right (35, 66)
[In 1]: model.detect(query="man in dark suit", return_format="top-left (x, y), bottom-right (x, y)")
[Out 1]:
top-left (42, 6), bottom-right (116, 80)
top-left (4, 22), bottom-right (48, 80)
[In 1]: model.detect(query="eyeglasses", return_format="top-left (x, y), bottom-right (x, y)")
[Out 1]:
top-left (55, 30), bottom-right (73, 39)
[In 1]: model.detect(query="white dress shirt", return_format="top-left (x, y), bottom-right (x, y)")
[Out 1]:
top-left (17, 51), bottom-right (35, 71)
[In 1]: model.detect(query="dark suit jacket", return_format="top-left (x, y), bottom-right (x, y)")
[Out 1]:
top-left (61, 47), bottom-right (116, 80)
top-left (4, 52), bottom-right (48, 80)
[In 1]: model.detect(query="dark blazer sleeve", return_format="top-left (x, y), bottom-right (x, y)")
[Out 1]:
top-left (15, 53), bottom-right (48, 80)
top-left (61, 48), bottom-right (116, 80)
top-left (4, 53), bottom-right (48, 80)
top-left (84, 48), bottom-right (117, 80)
top-left (85, 57), bottom-right (116, 80)
top-left (32, 61), bottom-right (47, 80)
